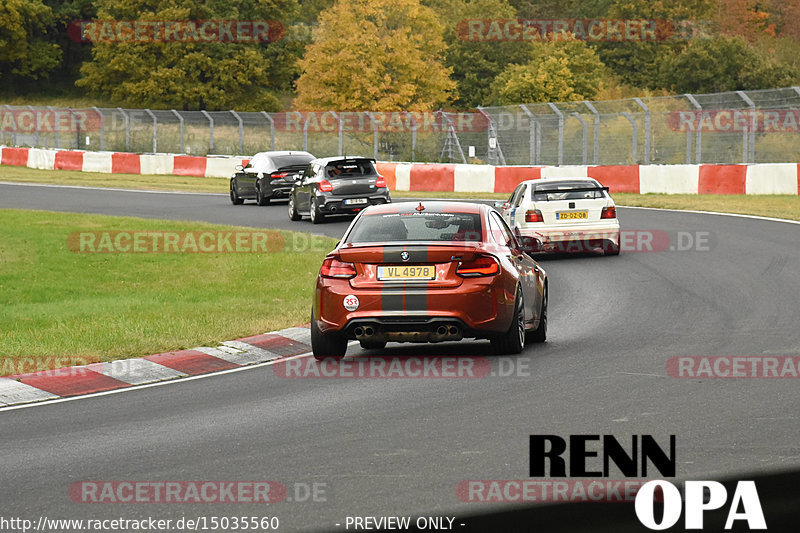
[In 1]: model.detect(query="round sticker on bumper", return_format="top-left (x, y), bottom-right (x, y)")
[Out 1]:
top-left (343, 295), bottom-right (359, 311)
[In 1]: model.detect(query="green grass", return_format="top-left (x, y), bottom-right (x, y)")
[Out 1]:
top-left (0, 165), bottom-right (229, 193)
top-left (0, 209), bottom-right (336, 373)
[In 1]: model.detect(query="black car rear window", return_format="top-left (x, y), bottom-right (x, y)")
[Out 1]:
top-left (270, 154), bottom-right (314, 168)
top-left (326, 159), bottom-right (377, 178)
top-left (345, 213), bottom-right (483, 243)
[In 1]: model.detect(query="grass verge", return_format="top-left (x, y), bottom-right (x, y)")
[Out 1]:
top-left (0, 209), bottom-right (336, 374)
top-left (0, 165), bottom-right (229, 193)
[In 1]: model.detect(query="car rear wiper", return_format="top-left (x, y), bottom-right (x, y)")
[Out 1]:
top-left (535, 186), bottom-right (608, 200)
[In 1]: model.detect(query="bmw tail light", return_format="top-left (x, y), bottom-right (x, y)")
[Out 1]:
top-left (525, 209), bottom-right (544, 223)
top-left (456, 255), bottom-right (500, 277)
top-left (375, 176), bottom-right (387, 188)
top-left (319, 179), bottom-right (333, 192)
top-left (601, 206), bottom-right (617, 219)
top-left (320, 257), bottom-right (356, 279)
top-left (271, 172), bottom-right (289, 179)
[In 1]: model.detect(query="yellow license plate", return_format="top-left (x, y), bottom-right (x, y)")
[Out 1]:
top-left (377, 265), bottom-right (435, 280)
top-left (556, 211), bottom-right (588, 220)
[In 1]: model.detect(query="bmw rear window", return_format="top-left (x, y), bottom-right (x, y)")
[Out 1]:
top-left (345, 213), bottom-right (483, 243)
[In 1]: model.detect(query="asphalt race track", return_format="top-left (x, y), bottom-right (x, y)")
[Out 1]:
top-left (1, 182), bottom-right (799, 531)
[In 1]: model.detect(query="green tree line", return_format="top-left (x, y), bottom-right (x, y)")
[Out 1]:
top-left (1, 0), bottom-right (799, 110)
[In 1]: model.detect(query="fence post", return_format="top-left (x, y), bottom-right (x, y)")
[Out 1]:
top-left (302, 114), bottom-right (309, 152)
top-left (171, 110), bottom-right (184, 153)
top-left (230, 110), bottom-right (243, 154)
top-left (201, 110), bottom-right (214, 154)
top-left (27, 105), bottom-right (40, 147)
top-left (477, 106), bottom-right (505, 165)
top-left (583, 101), bottom-right (600, 165)
top-left (402, 111), bottom-right (417, 162)
top-left (323, 111), bottom-right (342, 155)
top-left (365, 111), bottom-right (379, 160)
top-left (621, 111), bottom-right (638, 164)
top-left (570, 112), bottom-right (588, 165)
top-left (116, 108), bottom-right (130, 151)
top-left (633, 97), bottom-right (650, 164)
top-left (260, 111), bottom-right (274, 150)
top-left (547, 103), bottom-right (564, 166)
top-left (5, 105), bottom-right (17, 146)
top-left (737, 91), bottom-right (756, 163)
top-left (519, 104), bottom-right (537, 165)
top-left (684, 94), bottom-right (702, 164)
top-left (144, 109), bottom-right (157, 153)
top-left (48, 106), bottom-right (60, 149)
top-left (92, 107), bottom-right (104, 151)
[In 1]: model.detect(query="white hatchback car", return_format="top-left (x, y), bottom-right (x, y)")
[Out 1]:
top-left (498, 177), bottom-right (621, 255)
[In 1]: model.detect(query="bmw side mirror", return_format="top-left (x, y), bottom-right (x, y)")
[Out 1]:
top-left (235, 164), bottom-right (243, 172)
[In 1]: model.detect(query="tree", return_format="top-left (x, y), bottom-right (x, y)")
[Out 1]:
top-left (426, 0), bottom-right (536, 109)
top-left (490, 38), bottom-right (606, 104)
top-left (0, 0), bottom-right (61, 82)
top-left (660, 34), bottom-right (798, 93)
top-left (77, 0), bottom-right (298, 110)
top-left (293, 0), bottom-right (455, 111)
top-left (594, 0), bottom-right (715, 89)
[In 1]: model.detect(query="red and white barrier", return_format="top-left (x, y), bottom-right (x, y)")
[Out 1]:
top-left (0, 147), bottom-right (247, 179)
top-left (377, 162), bottom-right (800, 195)
top-left (2, 147), bottom-right (799, 195)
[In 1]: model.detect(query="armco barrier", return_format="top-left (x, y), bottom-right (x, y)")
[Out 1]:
top-left (1, 147), bottom-right (798, 195)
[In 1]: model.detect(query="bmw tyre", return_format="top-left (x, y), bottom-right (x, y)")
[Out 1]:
top-left (311, 310), bottom-right (347, 360)
top-left (526, 283), bottom-right (547, 344)
top-left (310, 196), bottom-right (325, 224)
top-left (230, 180), bottom-right (244, 205)
top-left (491, 289), bottom-right (526, 355)
top-left (288, 195), bottom-right (301, 221)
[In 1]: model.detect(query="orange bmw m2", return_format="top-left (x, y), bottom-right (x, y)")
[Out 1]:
top-left (311, 201), bottom-right (548, 360)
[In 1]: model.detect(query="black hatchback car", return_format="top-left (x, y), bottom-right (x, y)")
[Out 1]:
top-left (288, 157), bottom-right (391, 224)
top-left (230, 151), bottom-right (315, 205)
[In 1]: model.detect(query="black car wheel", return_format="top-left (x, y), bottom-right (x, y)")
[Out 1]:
top-left (526, 283), bottom-right (547, 344)
top-left (491, 288), bottom-right (525, 355)
top-left (310, 196), bottom-right (325, 224)
top-left (311, 310), bottom-right (347, 360)
top-left (230, 179), bottom-right (244, 205)
top-left (256, 181), bottom-right (270, 206)
top-left (288, 195), bottom-right (301, 221)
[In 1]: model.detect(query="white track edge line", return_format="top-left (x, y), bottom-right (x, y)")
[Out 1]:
top-left (617, 205), bottom-right (800, 225)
